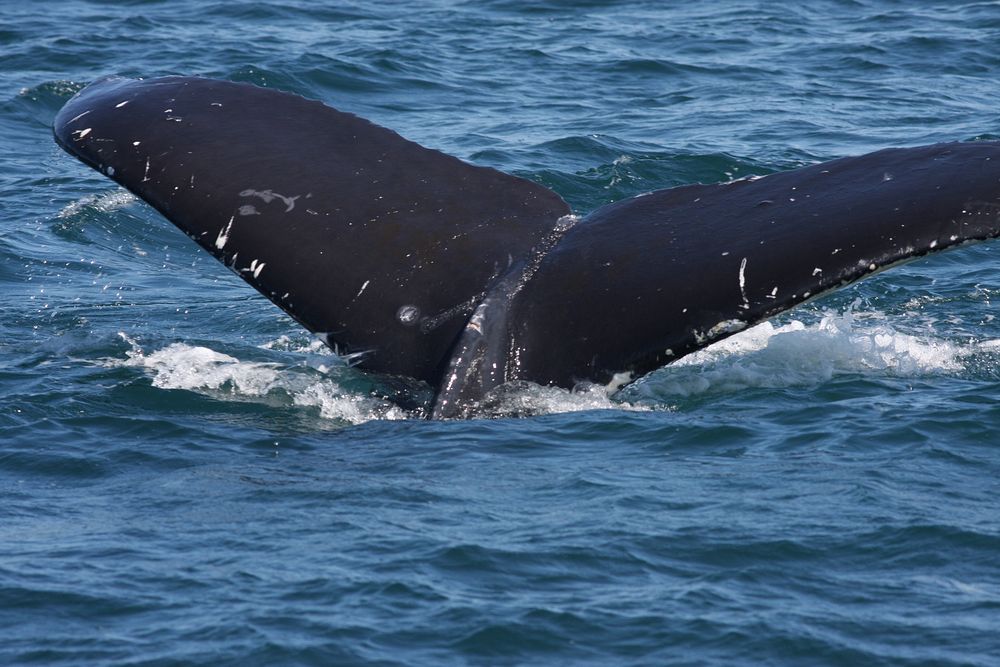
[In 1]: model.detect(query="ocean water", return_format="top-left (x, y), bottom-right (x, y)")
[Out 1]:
top-left (3, 1), bottom-right (1000, 664)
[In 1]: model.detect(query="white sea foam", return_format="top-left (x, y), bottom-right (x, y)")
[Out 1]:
top-left (123, 342), bottom-right (282, 395)
top-left (479, 382), bottom-right (654, 418)
top-left (631, 309), bottom-right (979, 399)
top-left (258, 335), bottom-right (328, 354)
top-left (58, 189), bottom-right (137, 218)
top-left (112, 334), bottom-right (407, 424)
top-left (107, 308), bottom-right (997, 421)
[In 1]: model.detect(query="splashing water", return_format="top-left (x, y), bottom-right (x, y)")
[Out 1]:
top-left (57, 189), bottom-right (137, 219)
top-left (630, 308), bottom-right (990, 400)
top-left (111, 333), bottom-right (409, 424)
top-left (106, 306), bottom-right (998, 421)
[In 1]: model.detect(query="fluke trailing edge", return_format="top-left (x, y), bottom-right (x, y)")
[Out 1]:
top-left (53, 76), bottom-right (1000, 418)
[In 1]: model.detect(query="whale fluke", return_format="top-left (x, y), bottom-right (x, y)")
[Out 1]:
top-left (505, 142), bottom-right (1000, 388)
top-left (53, 76), bottom-right (570, 389)
top-left (53, 76), bottom-right (1000, 418)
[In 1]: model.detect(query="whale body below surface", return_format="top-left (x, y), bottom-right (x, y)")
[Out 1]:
top-left (53, 76), bottom-right (1000, 418)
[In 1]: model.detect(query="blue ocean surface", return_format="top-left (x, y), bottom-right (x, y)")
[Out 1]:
top-left (3, 1), bottom-right (1000, 664)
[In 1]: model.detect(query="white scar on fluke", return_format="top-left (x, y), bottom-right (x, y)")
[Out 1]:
top-left (738, 257), bottom-right (749, 310)
top-left (215, 216), bottom-right (235, 249)
top-left (240, 189), bottom-right (300, 212)
top-left (248, 259), bottom-right (265, 278)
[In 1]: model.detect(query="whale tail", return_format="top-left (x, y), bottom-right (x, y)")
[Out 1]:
top-left (53, 76), bottom-right (570, 392)
top-left (54, 77), bottom-right (1000, 418)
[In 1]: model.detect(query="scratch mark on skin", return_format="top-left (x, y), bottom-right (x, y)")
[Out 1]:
top-left (142, 158), bottom-right (150, 182)
top-left (248, 259), bottom-right (266, 279)
top-left (738, 257), bottom-right (749, 310)
top-left (239, 188), bottom-right (300, 212)
top-left (115, 100), bottom-right (129, 108)
top-left (215, 216), bottom-right (234, 249)
top-left (74, 128), bottom-right (92, 139)
top-left (353, 280), bottom-right (370, 300)
top-left (69, 110), bottom-right (92, 123)
top-left (397, 305), bottom-right (420, 326)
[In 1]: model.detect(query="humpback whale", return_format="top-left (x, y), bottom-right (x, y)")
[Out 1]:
top-left (53, 76), bottom-right (1000, 418)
